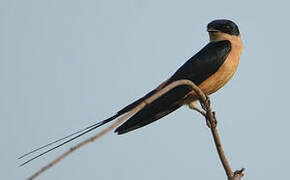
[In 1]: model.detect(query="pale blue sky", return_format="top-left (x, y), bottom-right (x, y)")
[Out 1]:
top-left (2, 0), bottom-right (290, 180)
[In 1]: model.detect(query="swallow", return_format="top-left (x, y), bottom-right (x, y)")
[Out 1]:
top-left (19, 19), bottom-right (243, 165)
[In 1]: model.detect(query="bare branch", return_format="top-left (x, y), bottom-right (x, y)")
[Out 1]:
top-left (26, 108), bottom-right (141, 180)
top-left (187, 84), bottom-right (245, 179)
top-left (26, 79), bottom-right (245, 180)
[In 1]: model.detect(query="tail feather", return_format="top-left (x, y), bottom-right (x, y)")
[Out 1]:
top-left (19, 114), bottom-right (119, 166)
top-left (19, 81), bottom-right (169, 166)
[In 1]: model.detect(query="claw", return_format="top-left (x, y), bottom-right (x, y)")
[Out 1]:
top-left (205, 111), bottom-right (217, 128)
top-left (200, 96), bottom-right (211, 111)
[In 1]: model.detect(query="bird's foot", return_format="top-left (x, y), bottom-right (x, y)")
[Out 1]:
top-left (200, 96), bottom-right (211, 111)
top-left (189, 100), bottom-right (207, 116)
top-left (206, 111), bottom-right (217, 128)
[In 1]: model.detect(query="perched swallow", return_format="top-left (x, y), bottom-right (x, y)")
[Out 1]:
top-left (20, 19), bottom-right (243, 165)
top-left (114, 19), bottom-right (243, 134)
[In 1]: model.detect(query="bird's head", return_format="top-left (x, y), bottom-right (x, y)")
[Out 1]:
top-left (207, 19), bottom-right (241, 42)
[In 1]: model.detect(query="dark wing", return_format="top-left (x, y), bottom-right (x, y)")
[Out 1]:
top-left (115, 40), bottom-right (231, 134)
top-left (168, 40), bottom-right (231, 85)
top-left (19, 41), bottom-right (231, 165)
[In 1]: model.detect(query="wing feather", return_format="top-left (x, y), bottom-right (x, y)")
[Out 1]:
top-left (115, 40), bottom-right (231, 134)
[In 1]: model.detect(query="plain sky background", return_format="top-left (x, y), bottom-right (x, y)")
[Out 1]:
top-left (2, 0), bottom-right (290, 179)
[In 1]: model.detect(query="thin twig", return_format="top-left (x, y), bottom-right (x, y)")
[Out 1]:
top-left (27, 79), bottom-right (244, 180)
top-left (27, 108), bottom-right (141, 180)
top-left (27, 80), bottom-right (198, 179)
top-left (202, 99), bottom-right (234, 178)
top-left (188, 86), bottom-right (245, 179)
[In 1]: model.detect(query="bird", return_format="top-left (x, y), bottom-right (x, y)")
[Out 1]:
top-left (19, 19), bottom-right (243, 165)
top-left (114, 19), bottom-right (243, 134)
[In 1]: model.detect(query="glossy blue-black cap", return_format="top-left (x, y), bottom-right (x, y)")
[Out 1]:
top-left (207, 19), bottom-right (240, 36)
